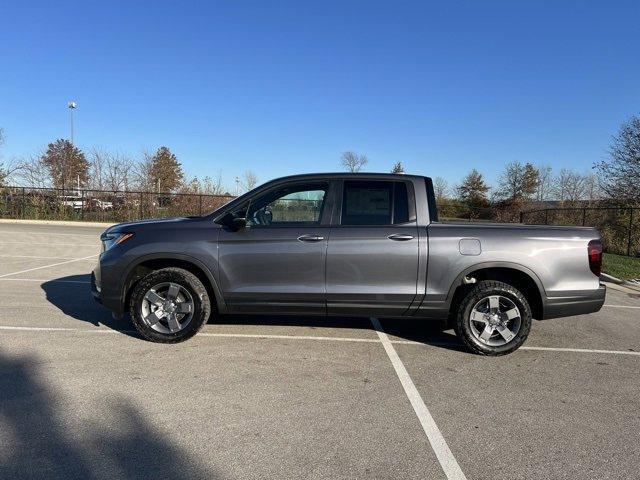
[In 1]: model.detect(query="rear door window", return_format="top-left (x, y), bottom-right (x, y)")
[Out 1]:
top-left (341, 180), bottom-right (411, 226)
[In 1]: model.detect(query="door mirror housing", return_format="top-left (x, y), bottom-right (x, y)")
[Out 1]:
top-left (218, 212), bottom-right (248, 231)
top-left (232, 217), bottom-right (248, 230)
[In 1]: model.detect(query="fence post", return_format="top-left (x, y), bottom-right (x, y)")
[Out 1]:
top-left (628, 208), bottom-right (634, 257)
top-left (519, 211), bottom-right (524, 223)
top-left (21, 187), bottom-right (26, 219)
top-left (545, 209), bottom-right (549, 225)
top-left (198, 194), bottom-right (203, 215)
top-left (80, 189), bottom-right (84, 220)
top-left (582, 208), bottom-right (586, 226)
top-left (139, 192), bottom-right (143, 220)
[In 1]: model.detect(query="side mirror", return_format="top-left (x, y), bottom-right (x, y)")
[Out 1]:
top-left (218, 213), bottom-right (248, 231)
top-left (232, 217), bottom-right (247, 230)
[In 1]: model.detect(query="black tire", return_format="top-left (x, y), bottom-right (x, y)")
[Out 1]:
top-left (455, 280), bottom-right (532, 356)
top-left (129, 267), bottom-right (211, 343)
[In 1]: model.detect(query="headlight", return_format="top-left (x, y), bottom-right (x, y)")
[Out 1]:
top-left (101, 232), bottom-right (134, 252)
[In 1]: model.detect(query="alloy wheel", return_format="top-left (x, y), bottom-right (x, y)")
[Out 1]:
top-left (469, 295), bottom-right (522, 347)
top-left (140, 282), bottom-right (195, 334)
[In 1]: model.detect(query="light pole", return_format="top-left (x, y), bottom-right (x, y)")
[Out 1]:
top-left (68, 101), bottom-right (77, 145)
top-left (63, 101), bottom-right (77, 193)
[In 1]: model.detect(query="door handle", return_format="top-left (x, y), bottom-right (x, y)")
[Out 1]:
top-left (387, 233), bottom-right (414, 241)
top-left (297, 234), bottom-right (325, 242)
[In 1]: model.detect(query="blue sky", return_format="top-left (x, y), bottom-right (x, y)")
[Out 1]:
top-left (0, 0), bottom-right (638, 190)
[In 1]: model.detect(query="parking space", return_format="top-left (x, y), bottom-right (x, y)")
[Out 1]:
top-left (0, 222), bottom-right (639, 479)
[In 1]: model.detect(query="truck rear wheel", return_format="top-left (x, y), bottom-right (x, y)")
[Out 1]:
top-left (455, 280), bottom-right (532, 356)
top-left (130, 267), bottom-right (211, 343)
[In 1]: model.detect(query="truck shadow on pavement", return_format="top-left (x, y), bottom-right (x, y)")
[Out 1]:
top-left (0, 348), bottom-right (220, 480)
top-left (41, 275), bottom-right (464, 352)
top-left (41, 275), bottom-right (133, 330)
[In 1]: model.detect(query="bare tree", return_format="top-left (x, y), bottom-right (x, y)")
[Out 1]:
top-left (182, 171), bottom-right (227, 195)
top-left (583, 173), bottom-right (601, 203)
top-left (241, 170), bottom-right (258, 191)
top-left (0, 158), bottom-right (21, 187)
top-left (105, 153), bottom-right (134, 192)
top-left (495, 161), bottom-right (539, 202)
top-left (203, 171), bottom-right (226, 195)
top-left (14, 153), bottom-right (51, 188)
top-left (0, 128), bottom-right (21, 186)
top-left (88, 148), bottom-right (107, 190)
top-left (595, 115), bottom-right (640, 201)
top-left (535, 166), bottom-right (553, 202)
top-left (553, 168), bottom-right (585, 203)
top-left (340, 151), bottom-right (368, 172)
top-left (132, 151), bottom-right (155, 191)
top-left (433, 176), bottom-right (449, 202)
top-left (88, 148), bottom-right (135, 191)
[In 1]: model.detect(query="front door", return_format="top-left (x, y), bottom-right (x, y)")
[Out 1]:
top-left (217, 181), bottom-right (332, 314)
top-left (326, 180), bottom-right (419, 316)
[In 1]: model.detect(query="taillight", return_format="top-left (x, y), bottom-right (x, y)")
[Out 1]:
top-left (588, 239), bottom-right (602, 277)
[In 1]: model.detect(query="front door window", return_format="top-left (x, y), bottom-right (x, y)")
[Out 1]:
top-left (240, 182), bottom-right (328, 226)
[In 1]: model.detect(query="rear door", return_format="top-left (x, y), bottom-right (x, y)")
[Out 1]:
top-left (326, 179), bottom-right (419, 316)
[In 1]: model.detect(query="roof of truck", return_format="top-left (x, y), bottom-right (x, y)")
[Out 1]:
top-left (265, 172), bottom-right (430, 182)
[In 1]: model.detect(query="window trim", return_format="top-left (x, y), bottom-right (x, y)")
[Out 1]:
top-left (337, 179), bottom-right (417, 227)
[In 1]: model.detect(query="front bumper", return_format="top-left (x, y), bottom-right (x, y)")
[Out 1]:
top-left (90, 271), bottom-right (102, 304)
top-left (542, 284), bottom-right (606, 319)
top-left (91, 253), bottom-right (125, 317)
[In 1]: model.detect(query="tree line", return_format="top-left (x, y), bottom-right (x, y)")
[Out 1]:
top-left (340, 114), bottom-right (640, 214)
top-left (0, 136), bottom-right (257, 196)
top-left (1, 114), bottom-right (639, 207)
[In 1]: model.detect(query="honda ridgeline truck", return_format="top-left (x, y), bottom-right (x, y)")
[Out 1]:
top-left (92, 173), bottom-right (605, 355)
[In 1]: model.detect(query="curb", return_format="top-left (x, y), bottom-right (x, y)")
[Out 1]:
top-left (0, 218), bottom-right (114, 228)
top-left (601, 273), bottom-right (624, 285)
top-left (602, 273), bottom-right (640, 293)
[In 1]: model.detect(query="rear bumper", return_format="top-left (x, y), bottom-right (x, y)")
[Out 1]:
top-left (542, 284), bottom-right (606, 319)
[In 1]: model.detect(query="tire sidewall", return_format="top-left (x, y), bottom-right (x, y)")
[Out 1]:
top-left (457, 282), bottom-right (532, 355)
top-left (130, 268), bottom-right (210, 343)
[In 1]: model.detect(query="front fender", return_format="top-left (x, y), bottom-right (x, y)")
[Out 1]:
top-left (119, 252), bottom-right (226, 314)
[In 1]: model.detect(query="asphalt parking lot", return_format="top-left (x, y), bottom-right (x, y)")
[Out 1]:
top-left (0, 222), bottom-right (639, 480)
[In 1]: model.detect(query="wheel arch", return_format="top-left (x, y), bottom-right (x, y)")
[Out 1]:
top-left (121, 253), bottom-right (225, 314)
top-left (447, 262), bottom-right (545, 320)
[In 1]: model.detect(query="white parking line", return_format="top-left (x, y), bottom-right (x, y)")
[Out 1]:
top-left (603, 305), bottom-right (640, 309)
top-left (0, 230), bottom-right (97, 237)
top-left (0, 254), bottom-right (98, 279)
top-left (198, 332), bottom-right (380, 342)
top-left (0, 254), bottom-right (77, 260)
top-left (521, 346), bottom-right (640, 356)
top-left (0, 242), bottom-right (98, 247)
top-left (0, 278), bottom-right (90, 284)
top-left (0, 324), bottom-right (638, 358)
top-left (0, 325), bottom-right (121, 333)
top-left (370, 317), bottom-right (466, 480)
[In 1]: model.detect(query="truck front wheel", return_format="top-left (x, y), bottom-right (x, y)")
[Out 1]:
top-left (455, 280), bottom-right (532, 356)
top-left (129, 267), bottom-right (211, 343)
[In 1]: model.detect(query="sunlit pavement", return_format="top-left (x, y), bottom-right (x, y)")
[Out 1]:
top-left (0, 222), bottom-right (638, 479)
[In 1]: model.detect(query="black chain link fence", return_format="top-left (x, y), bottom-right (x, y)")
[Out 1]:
top-left (2, 186), bottom-right (637, 257)
top-left (520, 206), bottom-right (639, 257)
top-left (0, 186), bottom-right (235, 223)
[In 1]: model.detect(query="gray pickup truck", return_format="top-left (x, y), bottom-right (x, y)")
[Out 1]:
top-left (92, 173), bottom-right (605, 355)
